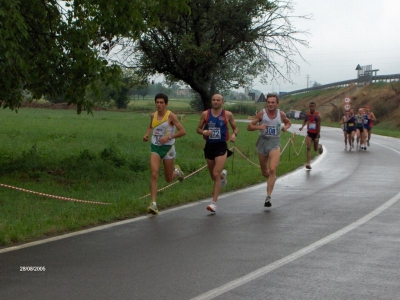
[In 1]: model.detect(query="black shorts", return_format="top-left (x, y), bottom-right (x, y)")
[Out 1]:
top-left (307, 132), bottom-right (320, 141)
top-left (357, 127), bottom-right (364, 133)
top-left (346, 128), bottom-right (356, 134)
top-left (204, 142), bottom-right (232, 160)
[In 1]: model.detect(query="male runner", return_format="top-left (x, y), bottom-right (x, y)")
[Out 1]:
top-left (143, 93), bottom-right (186, 214)
top-left (364, 105), bottom-right (376, 147)
top-left (196, 94), bottom-right (238, 213)
top-left (299, 102), bottom-right (323, 169)
top-left (247, 93), bottom-right (291, 208)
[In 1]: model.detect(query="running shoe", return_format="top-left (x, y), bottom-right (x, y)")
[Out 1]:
top-left (221, 169), bottom-right (228, 188)
top-left (319, 144), bottom-right (323, 154)
top-left (147, 203), bottom-right (159, 215)
top-left (264, 196), bottom-right (272, 207)
top-left (344, 146), bottom-right (347, 151)
top-left (305, 164), bottom-right (312, 170)
top-left (207, 202), bottom-right (217, 213)
top-left (174, 165), bottom-right (184, 182)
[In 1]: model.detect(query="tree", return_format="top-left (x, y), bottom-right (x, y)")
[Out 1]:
top-left (0, 0), bottom-right (189, 113)
top-left (312, 81), bottom-right (322, 87)
top-left (120, 0), bottom-right (310, 109)
top-left (85, 69), bottom-right (140, 109)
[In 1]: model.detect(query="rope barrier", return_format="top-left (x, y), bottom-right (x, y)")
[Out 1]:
top-left (138, 164), bottom-right (209, 199)
top-left (0, 133), bottom-right (306, 203)
top-left (0, 183), bottom-right (111, 205)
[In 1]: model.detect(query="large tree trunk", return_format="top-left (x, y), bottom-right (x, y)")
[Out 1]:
top-left (187, 80), bottom-right (212, 110)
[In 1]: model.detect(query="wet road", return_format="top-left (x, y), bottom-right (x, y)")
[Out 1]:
top-left (1, 126), bottom-right (400, 300)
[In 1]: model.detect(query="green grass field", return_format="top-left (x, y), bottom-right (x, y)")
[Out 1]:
top-left (0, 107), bottom-right (314, 246)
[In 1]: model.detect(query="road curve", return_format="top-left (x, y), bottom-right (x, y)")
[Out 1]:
top-left (1, 126), bottom-right (400, 300)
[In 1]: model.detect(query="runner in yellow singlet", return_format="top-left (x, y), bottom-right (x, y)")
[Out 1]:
top-left (143, 93), bottom-right (186, 214)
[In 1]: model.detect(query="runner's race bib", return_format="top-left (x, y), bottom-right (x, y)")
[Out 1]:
top-left (209, 127), bottom-right (221, 139)
top-left (263, 125), bottom-right (277, 136)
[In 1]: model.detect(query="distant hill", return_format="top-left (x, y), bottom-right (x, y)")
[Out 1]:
top-left (279, 82), bottom-right (400, 128)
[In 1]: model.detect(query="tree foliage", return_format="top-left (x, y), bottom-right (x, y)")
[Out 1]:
top-left (0, 0), bottom-right (189, 113)
top-left (121, 0), bottom-right (310, 109)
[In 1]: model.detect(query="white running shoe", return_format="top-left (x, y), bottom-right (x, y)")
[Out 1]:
top-left (207, 203), bottom-right (217, 213)
top-left (174, 165), bottom-right (184, 182)
top-left (220, 169), bottom-right (227, 188)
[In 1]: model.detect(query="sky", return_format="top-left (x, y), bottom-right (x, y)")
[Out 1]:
top-left (252, 0), bottom-right (400, 93)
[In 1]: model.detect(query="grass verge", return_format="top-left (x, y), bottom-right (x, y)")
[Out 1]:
top-left (0, 108), bottom-right (350, 246)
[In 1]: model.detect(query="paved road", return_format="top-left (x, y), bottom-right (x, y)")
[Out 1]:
top-left (1, 127), bottom-right (400, 300)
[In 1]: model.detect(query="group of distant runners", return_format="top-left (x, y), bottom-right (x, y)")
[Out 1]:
top-left (142, 93), bottom-right (327, 215)
top-left (340, 106), bottom-right (376, 151)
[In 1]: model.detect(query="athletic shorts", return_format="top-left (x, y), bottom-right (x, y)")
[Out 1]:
top-left (151, 144), bottom-right (176, 160)
top-left (356, 127), bottom-right (364, 133)
top-left (364, 126), bottom-right (372, 131)
top-left (346, 128), bottom-right (356, 134)
top-left (307, 132), bottom-right (320, 141)
top-left (204, 142), bottom-right (232, 160)
top-left (256, 136), bottom-right (280, 156)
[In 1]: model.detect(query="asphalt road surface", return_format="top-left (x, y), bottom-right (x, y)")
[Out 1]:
top-left (1, 126), bottom-right (400, 300)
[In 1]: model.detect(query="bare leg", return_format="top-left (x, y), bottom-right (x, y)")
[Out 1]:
top-left (150, 153), bottom-right (162, 203)
top-left (206, 153), bottom-right (227, 203)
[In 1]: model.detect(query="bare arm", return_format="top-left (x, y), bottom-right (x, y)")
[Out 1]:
top-left (281, 111), bottom-right (291, 132)
top-left (226, 111), bottom-right (238, 142)
top-left (247, 111), bottom-right (265, 131)
top-left (299, 115), bottom-right (307, 131)
top-left (143, 114), bottom-right (154, 142)
top-left (196, 111), bottom-right (210, 136)
top-left (370, 112), bottom-right (376, 121)
top-left (316, 114), bottom-right (321, 135)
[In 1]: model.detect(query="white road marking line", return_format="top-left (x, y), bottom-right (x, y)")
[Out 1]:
top-left (190, 191), bottom-right (400, 300)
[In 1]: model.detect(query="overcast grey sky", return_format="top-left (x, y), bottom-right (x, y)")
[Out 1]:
top-left (253, 0), bottom-right (400, 93)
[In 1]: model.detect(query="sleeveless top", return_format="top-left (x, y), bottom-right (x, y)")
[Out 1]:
top-left (306, 111), bottom-right (319, 133)
top-left (151, 110), bottom-right (176, 146)
top-left (363, 113), bottom-right (372, 128)
top-left (356, 114), bottom-right (364, 128)
top-left (203, 109), bottom-right (229, 143)
top-left (346, 115), bottom-right (356, 130)
top-left (259, 109), bottom-right (282, 139)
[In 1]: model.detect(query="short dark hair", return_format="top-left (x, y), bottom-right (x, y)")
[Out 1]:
top-left (266, 93), bottom-right (279, 103)
top-left (155, 93), bottom-right (168, 104)
top-left (310, 102), bottom-right (316, 106)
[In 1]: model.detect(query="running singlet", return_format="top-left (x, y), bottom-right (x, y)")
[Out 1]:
top-left (259, 109), bottom-right (282, 138)
top-left (363, 113), bottom-right (373, 129)
top-left (356, 115), bottom-right (364, 128)
top-left (203, 109), bottom-right (229, 143)
top-left (306, 111), bottom-right (319, 133)
top-left (151, 110), bottom-right (176, 146)
top-left (346, 115), bottom-right (356, 130)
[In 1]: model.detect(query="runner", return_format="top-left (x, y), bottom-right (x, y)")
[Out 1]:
top-left (356, 107), bottom-right (367, 150)
top-left (247, 93), bottom-right (291, 208)
top-left (299, 102), bottom-right (323, 169)
top-left (196, 94), bottom-right (238, 213)
top-left (346, 107), bottom-right (357, 151)
top-left (364, 105), bottom-right (376, 147)
top-left (143, 93), bottom-right (186, 215)
top-left (340, 110), bottom-right (349, 150)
